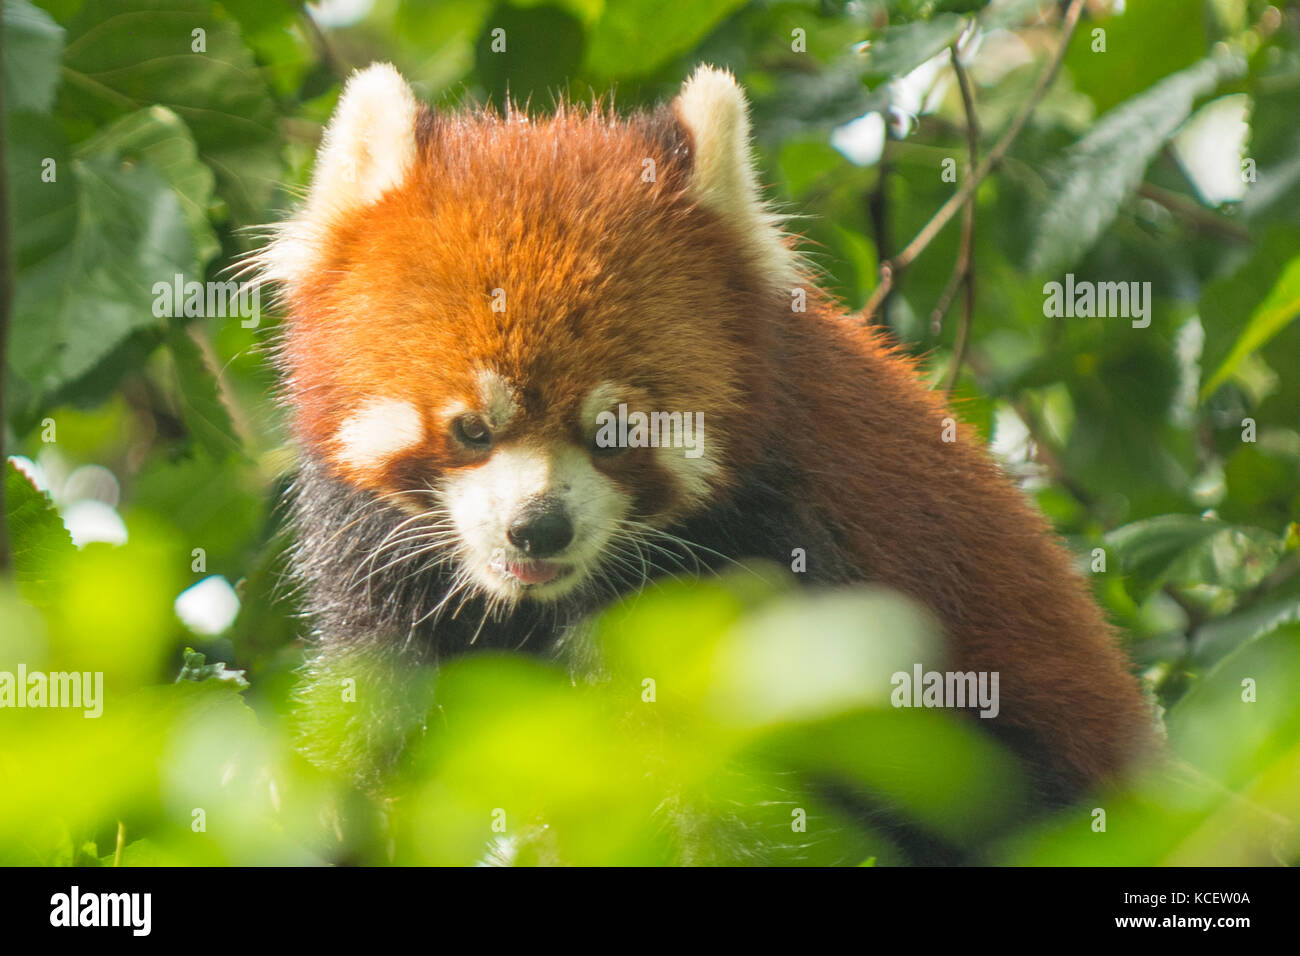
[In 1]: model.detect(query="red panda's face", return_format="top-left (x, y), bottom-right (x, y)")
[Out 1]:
top-left (264, 65), bottom-right (795, 605)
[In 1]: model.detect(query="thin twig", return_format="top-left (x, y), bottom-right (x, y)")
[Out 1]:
top-left (1137, 183), bottom-right (1252, 243)
top-left (858, 0), bottom-right (1087, 323)
top-left (1011, 395), bottom-right (1100, 517)
top-left (866, 153), bottom-right (893, 325)
top-left (113, 820), bottom-right (126, 867)
top-left (940, 43), bottom-right (979, 397)
top-left (300, 4), bottom-right (350, 80)
top-left (929, 52), bottom-right (978, 333)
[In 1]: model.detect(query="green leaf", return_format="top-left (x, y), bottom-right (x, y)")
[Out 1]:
top-left (1166, 621), bottom-right (1300, 786)
top-left (1198, 225), bottom-right (1300, 417)
top-left (1201, 254), bottom-right (1300, 400)
top-left (1063, 0), bottom-right (1207, 116)
top-left (76, 106), bottom-right (220, 268)
top-left (1241, 70), bottom-right (1300, 228)
top-left (216, 0), bottom-right (297, 35)
top-left (105, 838), bottom-right (178, 866)
top-left (2, 0), bottom-right (64, 113)
top-left (175, 646), bottom-right (249, 690)
top-left (858, 13), bottom-right (967, 85)
top-left (1191, 597), bottom-right (1300, 670)
top-left (4, 459), bottom-right (75, 601)
top-left (5, 111), bottom-right (74, 271)
top-left (1167, 525), bottom-right (1281, 595)
top-left (474, 4), bottom-right (585, 107)
top-left (584, 0), bottom-right (747, 78)
top-left (979, 0), bottom-right (1052, 31)
top-left (8, 153), bottom-right (195, 415)
top-left (1221, 444), bottom-right (1300, 523)
top-left (164, 322), bottom-right (243, 460)
top-left (1060, 339), bottom-right (1194, 520)
top-left (776, 138), bottom-right (843, 199)
top-left (1104, 513), bottom-right (1227, 598)
top-left (58, 0), bottom-right (279, 225)
top-left (1029, 55), bottom-right (1241, 276)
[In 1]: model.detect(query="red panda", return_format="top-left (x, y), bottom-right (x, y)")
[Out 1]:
top-left (258, 63), bottom-right (1156, 857)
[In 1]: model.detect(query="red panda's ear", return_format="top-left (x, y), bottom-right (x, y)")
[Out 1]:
top-left (672, 65), bottom-right (797, 285)
top-left (261, 63), bottom-right (420, 287)
top-left (309, 62), bottom-right (419, 213)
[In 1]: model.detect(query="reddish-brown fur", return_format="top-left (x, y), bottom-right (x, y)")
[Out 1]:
top-left (282, 101), bottom-right (1154, 796)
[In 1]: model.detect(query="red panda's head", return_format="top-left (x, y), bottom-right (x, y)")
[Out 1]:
top-left (260, 63), bottom-right (802, 605)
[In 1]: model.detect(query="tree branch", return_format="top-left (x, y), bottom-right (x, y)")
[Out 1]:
top-left (1137, 182), bottom-right (1252, 244)
top-left (858, 0), bottom-right (1087, 324)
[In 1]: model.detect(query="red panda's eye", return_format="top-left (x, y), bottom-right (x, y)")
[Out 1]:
top-left (453, 414), bottom-right (492, 450)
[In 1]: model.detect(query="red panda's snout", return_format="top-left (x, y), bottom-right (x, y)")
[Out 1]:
top-left (443, 375), bottom-right (734, 604)
top-left (439, 435), bottom-right (632, 604)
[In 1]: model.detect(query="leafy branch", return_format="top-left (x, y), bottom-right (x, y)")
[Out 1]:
top-left (857, 0), bottom-right (1087, 325)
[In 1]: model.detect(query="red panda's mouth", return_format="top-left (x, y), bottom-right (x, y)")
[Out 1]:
top-left (490, 558), bottom-right (571, 587)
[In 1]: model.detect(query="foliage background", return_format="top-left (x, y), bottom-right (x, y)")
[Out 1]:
top-left (1, 0), bottom-right (1298, 865)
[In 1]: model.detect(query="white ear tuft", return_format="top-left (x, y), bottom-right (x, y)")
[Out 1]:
top-left (309, 62), bottom-right (419, 214)
top-left (260, 63), bottom-right (419, 287)
top-left (673, 65), bottom-right (797, 285)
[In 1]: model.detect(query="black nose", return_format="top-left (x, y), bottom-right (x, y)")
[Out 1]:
top-left (507, 501), bottom-right (574, 558)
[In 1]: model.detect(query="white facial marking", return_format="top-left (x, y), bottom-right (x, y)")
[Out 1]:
top-left (476, 369), bottom-right (518, 429)
top-left (582, 383), bottom-right (718, 511)
top-left (335, 398), bottom-right (424, 468)
top-left (655, 416), bottom-right (716, 506)
top-left (581, 383), bottom-right (622, 429)
top-left (441, 442), bottom-right (630, 601)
